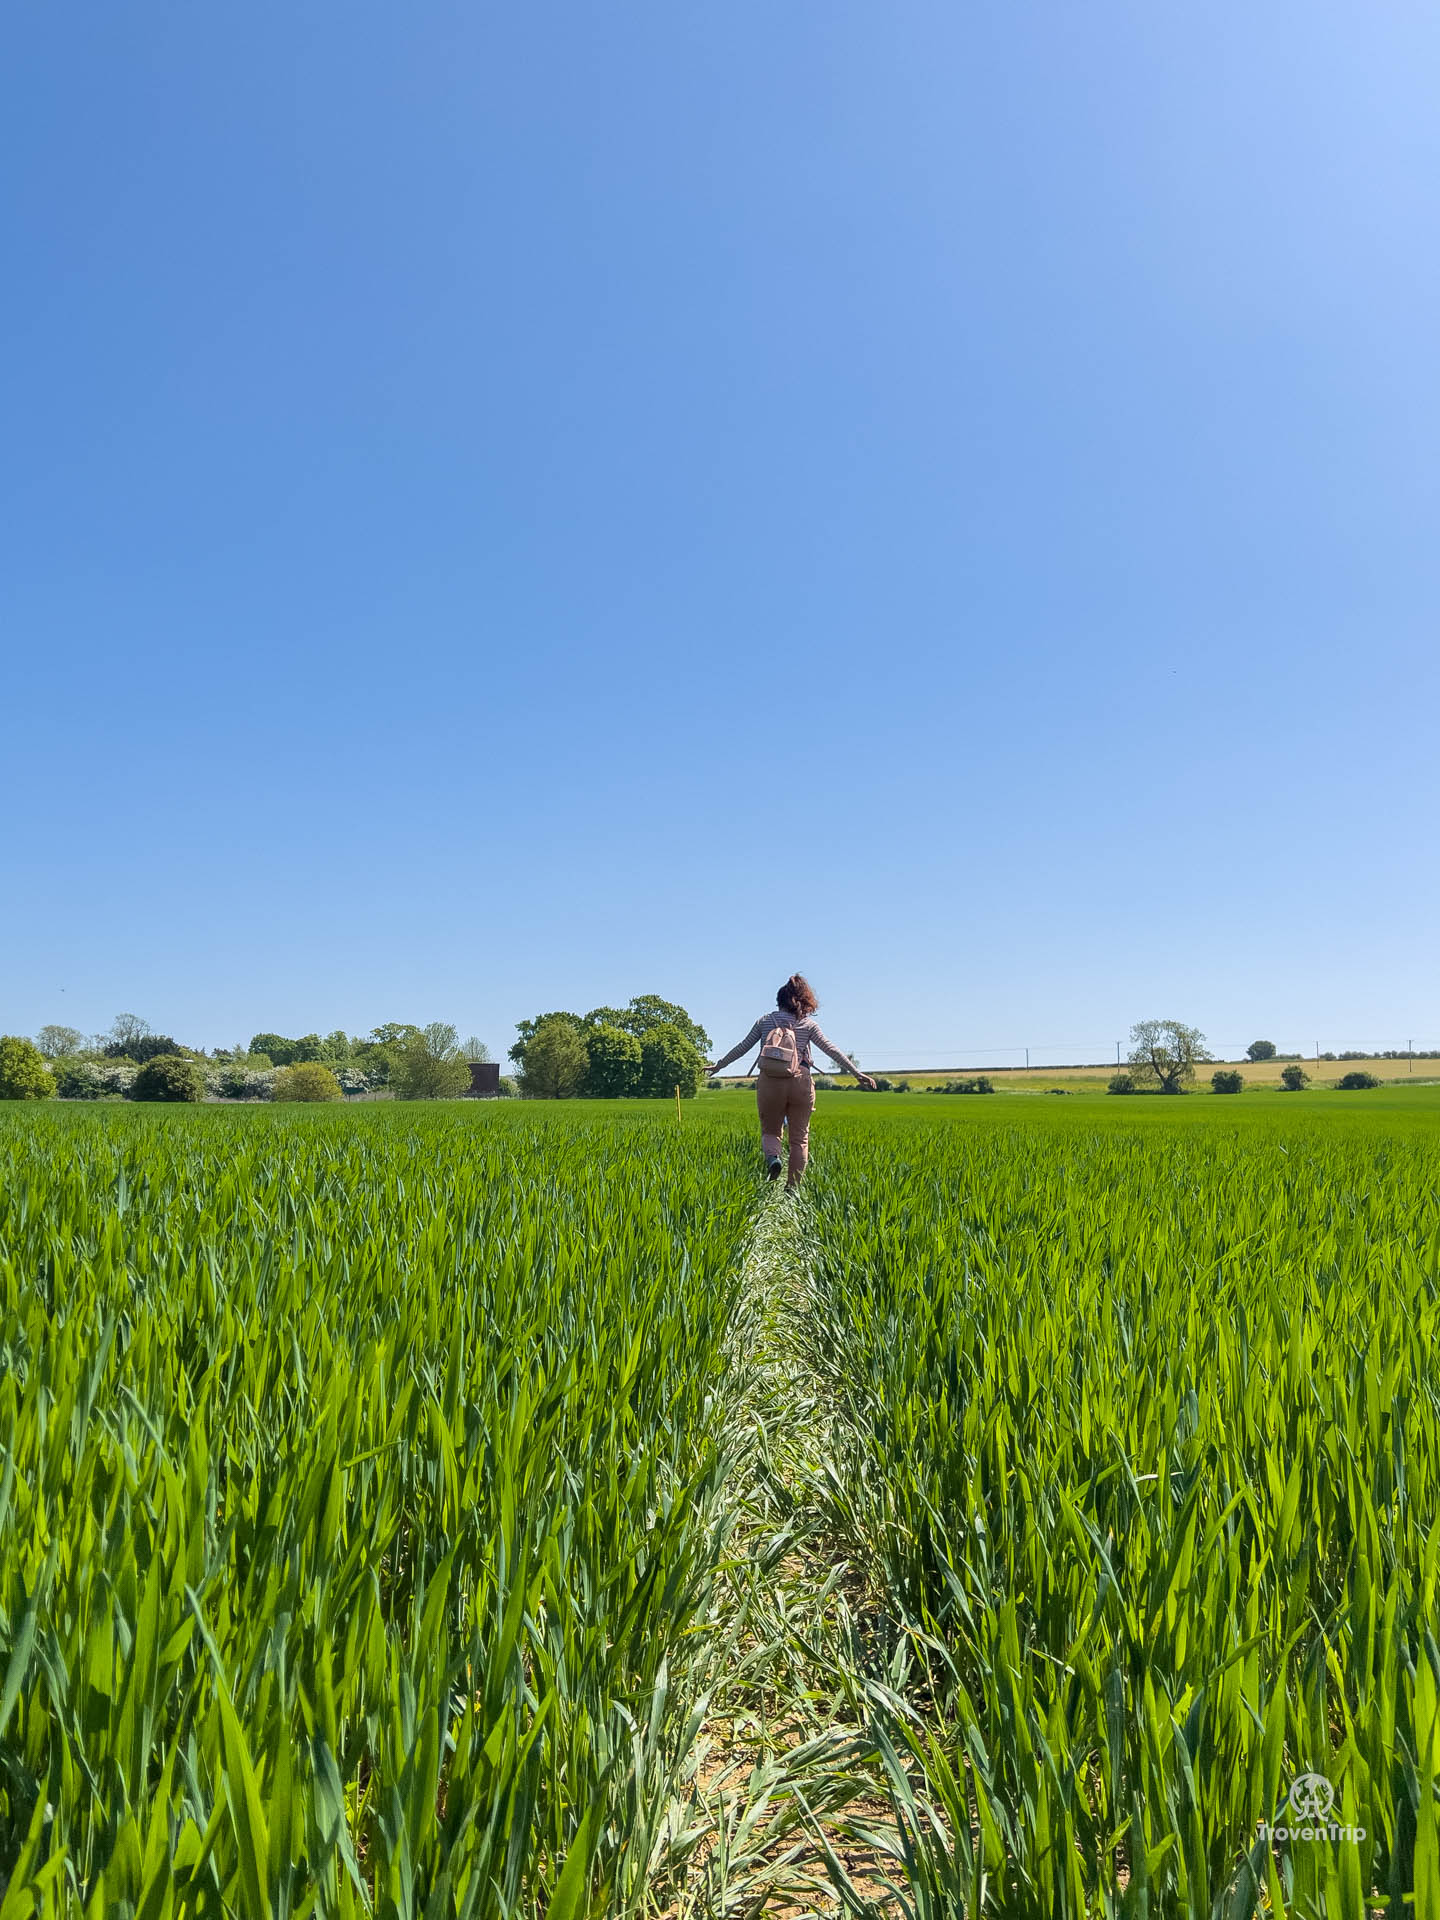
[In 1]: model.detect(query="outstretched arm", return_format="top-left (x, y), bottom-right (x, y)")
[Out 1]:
top-left (810, 1024), bottom-right (875, 1087)
top-left (707, 1018), bottom-right (766, 1074)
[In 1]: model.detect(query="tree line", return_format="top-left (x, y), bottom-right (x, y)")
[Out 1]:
top-left (3, 1006), bottom-right (1416, 1103)
top-left (0, 994), bottom-right (714, 1101)
top-left (0, 1017), bottom-right (490, 1102)
top-left (1106, 1022), bottom-right (1403, 1095)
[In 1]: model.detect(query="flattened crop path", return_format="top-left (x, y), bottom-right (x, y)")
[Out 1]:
top-left (672, 1189), bottom-right (901, 1919)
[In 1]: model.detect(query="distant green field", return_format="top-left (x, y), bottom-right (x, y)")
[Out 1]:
top-left (712, 1079), bottom-right (1440, 1119)
top-left (803, 1081), bottom-right (1440, 1117)
top-left (2, 1092), bottom-right (1436, 1915)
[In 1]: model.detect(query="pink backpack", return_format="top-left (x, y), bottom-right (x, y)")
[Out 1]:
top-left (757, 1022), bottom-right (805, 1079)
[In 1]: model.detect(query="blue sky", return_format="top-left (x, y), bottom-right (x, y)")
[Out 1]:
top-left (4, 1), bottom-right (1437, 1068)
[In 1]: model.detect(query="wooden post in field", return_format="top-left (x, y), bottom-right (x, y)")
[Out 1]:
top-left (675, 1083), bottom-right (682, 1123)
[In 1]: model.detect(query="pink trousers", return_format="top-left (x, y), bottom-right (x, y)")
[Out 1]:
top-left (755, 1074), bottom-right (817, 1181)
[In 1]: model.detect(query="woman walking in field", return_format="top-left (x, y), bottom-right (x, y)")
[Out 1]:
top-left (707, 974), bottom-right (875, 1185)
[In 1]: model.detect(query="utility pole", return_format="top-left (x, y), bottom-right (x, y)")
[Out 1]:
top-left (1025, 1047), bottom-right (1030, 1070)
top-left (1116, 1040), bottom-right (1121, 1064)
top-left (1409, 1039), bottom-right (1414, 1074)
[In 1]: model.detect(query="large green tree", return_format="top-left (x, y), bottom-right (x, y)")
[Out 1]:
top-left (1129, 1019), bottom-right (1210, 1094)
top-left (519, 1017), bottom-right (589, 1098)
top-left (582, 995), bottom-right (710, 1055)
top-left (638, 1022), bottom-right (705, 1099)
top-left (584, 1024), bottom-right (642, 1097)
top-left (390, 1024), bottom-right (470, 1100)
top-left (508, 1012), bottom-right (582, 1069)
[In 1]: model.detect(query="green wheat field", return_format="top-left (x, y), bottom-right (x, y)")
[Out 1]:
top-left (2, 1092), bottom-right (1437, 1918)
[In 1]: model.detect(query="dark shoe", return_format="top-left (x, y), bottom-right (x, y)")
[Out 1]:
top-left (766, 1156), bottom-right (784, 1181)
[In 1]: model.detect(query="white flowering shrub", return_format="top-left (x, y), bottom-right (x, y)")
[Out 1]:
top-left (55, 1060), bottom-right (139, 1099)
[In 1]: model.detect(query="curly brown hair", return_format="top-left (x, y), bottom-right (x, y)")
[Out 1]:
top-left (776, 973), bottom-right (818, 1017)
